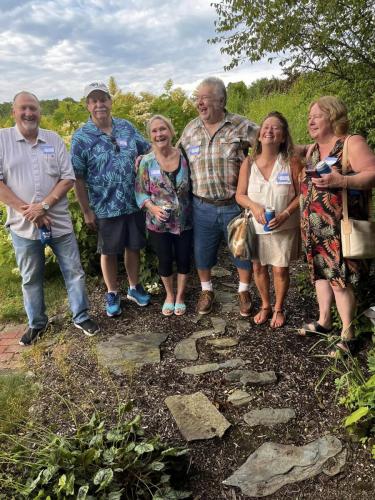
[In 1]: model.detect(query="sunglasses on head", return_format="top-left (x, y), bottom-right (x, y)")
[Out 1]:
top-left (109, 136), bottom-right (120, 154)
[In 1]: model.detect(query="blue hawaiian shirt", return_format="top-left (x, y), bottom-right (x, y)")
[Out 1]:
top-left (71, 118), bottom-right (150, 218)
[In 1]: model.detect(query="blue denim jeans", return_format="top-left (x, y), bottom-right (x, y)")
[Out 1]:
top-left (193, 197), bottom-right (251, 271)
top-left (11, 231), bottom-right (90, 329)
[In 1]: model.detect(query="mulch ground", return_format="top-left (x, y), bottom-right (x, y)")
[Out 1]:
top-left (2, 245), bottom-right (375, 499)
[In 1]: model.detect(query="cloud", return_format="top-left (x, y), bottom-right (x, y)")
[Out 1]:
top-left (0, 0), bottom-right (282, 102)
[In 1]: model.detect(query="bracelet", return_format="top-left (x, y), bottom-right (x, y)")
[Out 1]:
top-left (284, 208), bottom-right (291, 217)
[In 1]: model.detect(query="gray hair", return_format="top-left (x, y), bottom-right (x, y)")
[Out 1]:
top-left (198, 77), bottom-right (227, 106)
top-left (13, 91), bottom-right (40, 107)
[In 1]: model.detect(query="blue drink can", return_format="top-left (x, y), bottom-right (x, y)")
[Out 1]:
top-left (40, 225), bottom-right (52, 245)
top-left (315, 156), bottom-right (337, 177)
top-left (264, 207), bottom-right (276, 232)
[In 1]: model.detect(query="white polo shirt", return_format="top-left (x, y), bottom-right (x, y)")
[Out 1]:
top-left (0, 125), bottom-right (75, 239)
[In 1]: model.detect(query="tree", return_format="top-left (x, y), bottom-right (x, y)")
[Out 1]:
top-left (211, 0), bottom-right (375, 82)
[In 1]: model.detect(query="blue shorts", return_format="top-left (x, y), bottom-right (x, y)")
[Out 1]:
top-left (193, 196), bottom-right (251, 271)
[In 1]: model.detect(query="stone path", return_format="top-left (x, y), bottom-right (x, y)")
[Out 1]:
top-left (0, 324), bottom-right (26, 371)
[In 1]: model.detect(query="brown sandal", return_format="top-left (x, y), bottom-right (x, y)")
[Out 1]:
top-left (271, 309), bottom-right (286, 329)
top-left (253, 307), bottom-right (272, 325)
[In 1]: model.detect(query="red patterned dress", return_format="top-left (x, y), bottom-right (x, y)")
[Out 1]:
top-left (300, 139), bottom-right (369, 287)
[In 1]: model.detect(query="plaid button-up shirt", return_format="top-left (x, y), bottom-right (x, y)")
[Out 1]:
top-left (179, 112), bottom-right (258, 199)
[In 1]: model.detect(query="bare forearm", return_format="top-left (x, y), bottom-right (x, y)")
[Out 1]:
top-left (236, 193), bottom-right (258, 211)
top-left (43, 179), bottom-right (74, 207)
top-left (74, 179), bottom-right (92, 213)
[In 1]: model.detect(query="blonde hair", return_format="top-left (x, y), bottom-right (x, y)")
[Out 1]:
top-left (309, 96), bottom-right (349, 136)
top-left (146, 115), bottom-right (175, 138)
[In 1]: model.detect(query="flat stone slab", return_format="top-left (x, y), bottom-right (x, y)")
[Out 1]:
top-left (211, 266), bottom-right (231, 277)
top-left (236, 320), bottom-right (251, 333)
top-left (190, 328), bottom-right (216, 339)
top-left (165, 391), bottom-right (231, 441)
top-left (210, 316), bottom-right (227, 334)
top-left (206, 337), bottom-right (239, 348)
top-left (244, 408), bottom-right (296, 426)
top-left (223, 435), bottom-right (343, 497)
top-left (96, 332), bottom-right (168, 373)
top-left (182, 358), bottom-right (247, 375)
top-left (228, 389), bottom-right (253, 406)
top-left (174, 338), bottom-right (199, 361)
top-left (241, 370), bottom-right (277, 386)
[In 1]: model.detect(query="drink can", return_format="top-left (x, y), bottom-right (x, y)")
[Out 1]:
top-left (264, 207), bottom-right (275, 232)
top-left (162, 204), bottom-right (173, 220)
top-left (40, 225), bottom-right (52, 245)
top-left (315, 156), bottom-right (337, 177)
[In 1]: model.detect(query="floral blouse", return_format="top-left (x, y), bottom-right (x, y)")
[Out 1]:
top-left (135, 151), bottom-right (192, 234)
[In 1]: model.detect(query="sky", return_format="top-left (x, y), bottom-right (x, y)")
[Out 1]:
top-left (0, 0), bottom-right (282, 103)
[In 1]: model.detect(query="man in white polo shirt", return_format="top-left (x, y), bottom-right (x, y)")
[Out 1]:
top-left (0, 91), bottom-right (99, 345)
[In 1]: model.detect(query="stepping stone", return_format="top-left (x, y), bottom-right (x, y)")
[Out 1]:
top-left (223, 435), bottom-right (343, 497)
top-left (190, 328), bottom-right (216, 339)
top-left (240, 370), bottom-right (277, 386)
top-left (228, 389), bottom-right (253, 406)
top-left (182, 358), bottom-right (247, 375)
top-left (214, 349), bottom-right (234, 356)
top-left (210, 316), bottom-right (227, 334)
top-left (206, 337), bottom-right (238, 348)
top-left (224, 369), bottom-right (247, 382)
top-left (211, 266), bottom-right (231, 277)
top-left (244, 408), bottom-right (296, 426)
top-left (182, 363), bottom-right (219, 375)
top-left (165, 391), bottom-right (231, 441)
top-left (236, 320), bottom-right (251, 333)
top-left (96, 332), bottom-right (168, 374)
top-left (174, 338), bottom-right (198, 361)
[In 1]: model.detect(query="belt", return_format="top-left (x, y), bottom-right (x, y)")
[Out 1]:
top-left (193, 195), bottom-right (235, 206)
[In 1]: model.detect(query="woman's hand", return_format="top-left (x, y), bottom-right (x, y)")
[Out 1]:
top-left (268, 211), bottom-right (289, 230)
top-left (147, 203), bottom-right (168, 222)
top-left (252, 203), bottom-right (266, 225)
top-left (312, 167), bottom-right (345, 189)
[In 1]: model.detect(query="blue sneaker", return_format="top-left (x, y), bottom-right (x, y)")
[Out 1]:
top-left (105, 292), bottom-right (121, 317)
top-left (126, 284), bottom-right (150, 307)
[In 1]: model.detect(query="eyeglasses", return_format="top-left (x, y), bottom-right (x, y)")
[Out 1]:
top-left (109, 136), bottom-right (120, 154)
top-left (192, 94), bottom-right (215, 103)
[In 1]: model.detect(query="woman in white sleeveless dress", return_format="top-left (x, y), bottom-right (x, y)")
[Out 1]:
top-left (236, 112), bottom-right (302, 328)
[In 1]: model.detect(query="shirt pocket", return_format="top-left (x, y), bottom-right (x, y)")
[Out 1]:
top-left (40, 153), bottom-right (60, 177)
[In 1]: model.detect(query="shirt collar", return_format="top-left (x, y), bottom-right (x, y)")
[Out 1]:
top-left (14, 124), bottom-right (46, 144)
top-left (83, 117), bottom-right (115, 135)
top-left (195, 110), bottom-right (232, 129)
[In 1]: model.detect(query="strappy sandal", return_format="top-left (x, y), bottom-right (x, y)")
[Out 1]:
top-left (253, 307), bottom-right (272, 325)
top-left (298, 320), bottom-right (333, 337)
top-left (162, 302), bottom-right (174, 316)
top-left (270, 309), bottom-right (286, 329)
top-left (328, 338), bottom-right (359, 358)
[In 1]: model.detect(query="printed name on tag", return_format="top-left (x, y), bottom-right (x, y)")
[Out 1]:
top-left (117, 139), bottom-right (127, 147)
top-left (276, 172), bottom-right (291, 184)
top-left (150, 167), bottom-right (161, 176)
top-left (41, 145), bottom-right (55, 154)
top-left (189, 145), bottom-right (200, 155)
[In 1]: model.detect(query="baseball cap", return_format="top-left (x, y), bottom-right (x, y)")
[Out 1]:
top-left (84, 82), bottom-right (110, 98)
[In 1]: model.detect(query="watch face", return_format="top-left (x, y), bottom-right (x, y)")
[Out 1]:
top-left (42, 202), bottom-right (50, 210)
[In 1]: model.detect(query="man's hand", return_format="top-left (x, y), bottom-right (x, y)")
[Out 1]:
top-left (34, 214), bottom-right (52, 228)
top-left (21, 202), bottom-right (45, 223)
top-left (83, 208), bottom-right (97, 231)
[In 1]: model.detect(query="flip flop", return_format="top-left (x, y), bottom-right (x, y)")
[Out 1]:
top-left (270, 309), bottom-right (287, 329)
top-left (174, 303), bottom-right (186, 316)
top-left (298, 320), bottom-right (333, 337)
top-left (328, 338), bottom-right (359, 358)
top-left (162, 302), bottom-right (174, 316)
top-left (253, 307), bottom-right (272, 325)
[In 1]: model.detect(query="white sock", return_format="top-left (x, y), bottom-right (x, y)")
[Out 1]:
top-left (238, 282), bottom-right (250, 293)
top-left (130, 285), bottom-right (136, 290)
top-left (201, 281), bottom-right (213, 292)
top-left (108, 290), bottom-right (118, 295)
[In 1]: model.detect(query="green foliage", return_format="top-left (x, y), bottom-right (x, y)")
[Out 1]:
top-left (0, 403), bottom-right (190, 499)
top-left (0, 373), bottom-right (38, 434)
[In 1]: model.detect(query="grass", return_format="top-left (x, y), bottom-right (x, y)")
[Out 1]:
top-left (0, 264), bottom-right (68, 324)
top-left (0, 372), bottom-right (38, 434)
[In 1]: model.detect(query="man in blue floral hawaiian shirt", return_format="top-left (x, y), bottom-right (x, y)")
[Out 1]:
top-left (71, 82), bottom-right (151, 317)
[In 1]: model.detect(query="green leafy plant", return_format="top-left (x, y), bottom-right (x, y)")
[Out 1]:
top-left (0, 402), bottom-right (190, 499)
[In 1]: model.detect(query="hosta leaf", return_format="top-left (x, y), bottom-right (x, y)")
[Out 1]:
top-left (77, 484), bottom-right (89, 499)
top-left (149, 461), bottom-right (165, 471)
top-left (93, 468), bottom-right (114, 491)
top-left (134, 442), bottom-right (154, 454)
top-left (108, 490), bottom-right (124, 500)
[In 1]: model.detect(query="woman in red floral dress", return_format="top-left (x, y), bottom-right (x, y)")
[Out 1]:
top-left (300, 96), bottom-right (375, 355)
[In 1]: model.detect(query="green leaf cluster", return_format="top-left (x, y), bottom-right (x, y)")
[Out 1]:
top-left (0, 402), bottom-right (190, 499)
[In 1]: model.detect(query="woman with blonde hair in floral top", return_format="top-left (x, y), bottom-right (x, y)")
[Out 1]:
top-left (135, 115), bottom-right (192, 316)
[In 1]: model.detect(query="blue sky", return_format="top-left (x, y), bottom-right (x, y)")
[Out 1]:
top-left (0, 0), bottom-right (282, 102)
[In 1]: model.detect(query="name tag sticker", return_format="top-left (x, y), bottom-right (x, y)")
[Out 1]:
top-left (41, 145), bottom-right (55, 154)
top-left (276, 172), bottom-right (291, 185)
top-left (189, 145), bottom-right (200, 155)
top-left (150, 167), bottom-right (161, 176)
top-left (117, 140), bottom-right (127, 147)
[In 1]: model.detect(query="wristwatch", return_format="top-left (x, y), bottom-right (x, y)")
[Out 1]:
top-left (41, 201), bottom-right (50, 211)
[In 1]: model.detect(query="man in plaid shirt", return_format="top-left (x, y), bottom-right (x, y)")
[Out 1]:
top-left (179, 77), bottom-right (258, 316)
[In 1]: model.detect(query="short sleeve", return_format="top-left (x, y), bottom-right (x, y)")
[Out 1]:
top-left (70, 133), bottom-right (87, 179)
top-left (134, 129), bottom-right (150, 156)
top-left (56, 136), bottom-right (75, 180)
top-left (135, 157), bottom-right (151, 208)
